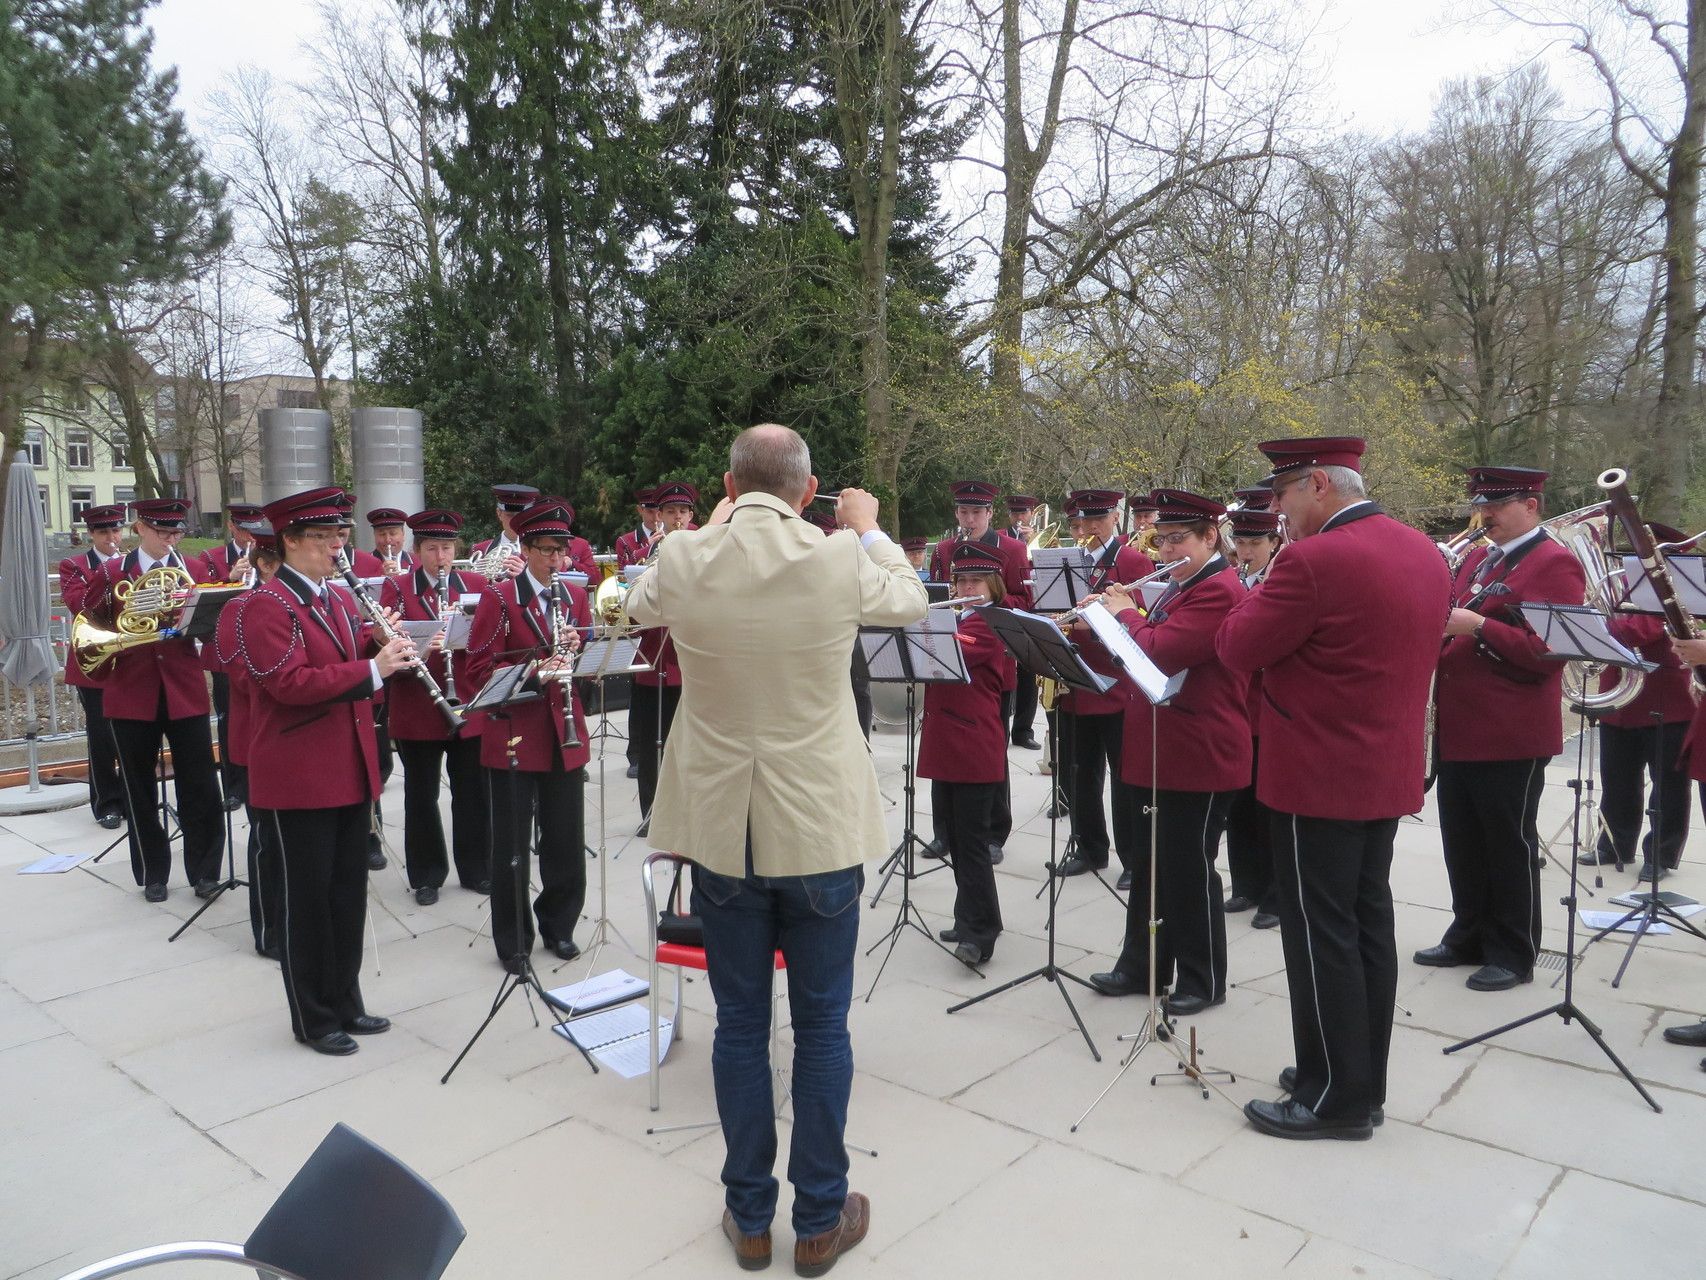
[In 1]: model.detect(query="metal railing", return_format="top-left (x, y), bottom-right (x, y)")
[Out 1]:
top-left (0, 577), bottom-right (86, 749)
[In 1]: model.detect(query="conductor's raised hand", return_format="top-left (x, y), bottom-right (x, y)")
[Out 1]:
top-left (836, 487), bottom-right (879, 536)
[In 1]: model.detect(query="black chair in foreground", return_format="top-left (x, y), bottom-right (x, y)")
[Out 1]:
top-left (55, 1123), bottom-right (465, 1280)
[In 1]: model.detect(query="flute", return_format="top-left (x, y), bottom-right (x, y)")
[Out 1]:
top-left (1054, 563), bottom-right (1176, 625)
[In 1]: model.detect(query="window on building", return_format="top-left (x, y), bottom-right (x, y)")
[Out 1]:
top-left (155, 385), bottom-right (176, 432)
top-left (66, 428), bottom-right (92, 469)
top-left (106, 389), bottom-right (122, 418)
top-left (113, 486), bottom-right (136, 506)
top-left (223, 392), bottom-right (242, 422)
top-left (69, 486), bottom-right (94, 524)
top-left (67, 382), bottom-right (91, 412)
top-left (37, 485), bottom-right (50, 525)
top-left (23, 428), bottom-right (45, 468)
top-left (110, 435), bottom-right (131, 469)
top-left (277, 388), bottom-right (318, 409)
top-left (226, 472), bottom-right (246, 500)
top-left (161, 452), bottom-right (182, 484)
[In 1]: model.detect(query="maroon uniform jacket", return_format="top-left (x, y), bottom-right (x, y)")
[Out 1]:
top-left (1063, 536), bottom-right (1157, 716)
top-left (930, 529), bottom-right (1031, 692)
top-left (211, 593), bottom-right (257, 768)
top-left (614, 528), bottom-right (653, 570)
top-left (238, 568), bottom-right (383, 810)
top-left (86, 550), bottom-right (212, 721)
top-left (917, 613), bottom-right (1008, 783)
top-left (1114, 559), bottom-right (1251, 793)
top-left (57, 547), bottom-right (116, 690)
top-left (1218, 503), bottom-right (1451, 821)
top-left (1436, 534), bottom-right (1586, 762)
top-left (1601, 613), bottom-right (1693, 729)
top-left (464, 575), bottom-right (592, 772)
top-left (379, 567), bottom-right (493, 741)
top-left (194, 540), bottom-right (253, 584)
top-left (345, 547), bottom-right (387, 580)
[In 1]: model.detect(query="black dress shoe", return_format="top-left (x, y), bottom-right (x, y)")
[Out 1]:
top-left (367, 847), bottom-right (387, 871)
top-left (1224, 894), bottom-right (1256, 913)
top-left (938, 927), bottom-right (962, 944)
top-left (636, 817), bottom-right (650, 838)
top-left (1663, 1020), bottom-right (1706, 1047)
top-left (342, 1014), bottom-right (390, 1035)
top-left (1636, 861), bottom-right (1669, 882)
top-left (97, 812), bottom-right (123, 830)
top-left (988, 845), bottom-right (1005, 866)
top-left (920, 839), bottom-right (947, 860)
top-left (1011, 732), bottom-right (1041, 750)
top-left (1577, 848), bottom-right (1622, 866)
top-left (1251, 911), bottom-right (1280, 930)
top-left (1117, 871), bottom-right (1133, 892)
top-left (1413, 943), bottom-right (1473, 968)
top-left (1244, 1098), bottom-right (1372, 1141)
top-left (414, 886), bottom-right (439, 906)
top-left (259, 945), bottom-right (282, 962)
top-left (223, 792), bottom-right (244, 812)
top-left (1053, 853), bottom-right (1106, 878)
top-left (625, 763), bottom-right (640, 780)
top-left (1275, 1070), bottom-right (1384, 1126)
top-left (143, 882), bottom-right (168, 903)
top-left (1087, 970), bottom-right (1143, 997)
top-left (548, 939), bottom-right (581, 961)
top-left (953, 940), bottom-right (989, 966)
top-left (1044, 801), bottom-right (1069, 820)
top-left (302, 1031), bottom-right (360, 1056)
top-left (193, 879), bottom-right (220, 900)
top-left (1465, 964), bottom-right (1531, 992)
top-left (475, 879), bottom-right (491, 895)
top-left (1163, 992), bottom-right (1225, 1017)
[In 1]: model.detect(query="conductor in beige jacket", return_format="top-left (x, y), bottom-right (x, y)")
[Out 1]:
top-left (627, 424), bottom-right (926, 1275)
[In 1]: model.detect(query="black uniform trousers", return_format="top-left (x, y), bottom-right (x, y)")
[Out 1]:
top-left (937, 692), bottom-right (1014, 851)
top-left (1064, 710), bottom-right (1132, 870)
top-left (75, 685), bottom-right (124, 822)
top-left (1270, 812), bottom-right (1398, 1123)
top-left (1225, 738), bottom-right (1276, 910)
top-left (396, 735), bottom-right (490, 890)
top-left (1010, 668), bottom-right (1037, 742)
top-left (1597, 720), bottom-right (1689, 869)
top-left (210, 673), bottom-right (247, 805)
top-left (267, 802), bottom-right (370, 1042)
top-left (932, 780), bottom-right (1003, 955)
top-left (488, 760), bottom-right (586, 962)
top-left (1437, 757), bottom-right (1548, 975)
top-left (244, 801), bottom-right (282, 955)
top-left (366, 708), bottom-right (394, 858)
top-left (1110, 784), bottom-right (1231, 1002)
top-left (632, 682), bottom-right (681, 818)
top-left (110, 691), bottom-right (224, 887)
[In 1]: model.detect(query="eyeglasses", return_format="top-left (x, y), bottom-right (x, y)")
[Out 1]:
top-left (1152, 530), bottom-right (1199, 548)
top-left (530, 543), bottom-right (569, 558)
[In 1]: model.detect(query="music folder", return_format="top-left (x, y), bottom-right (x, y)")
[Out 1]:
top-left (174, 586), bottom-right (244, 641)
top-left (858, 608), bottom-right (968, 684)
top-left (980, 606), bottom-right (1117, 699)
top-left (1074, 601), bottom-right (1186, 705)
top-left (1518, 602), bottom-right (1656, 671)
top-left (1030, 547), bottom-right (1095, 612)
top-left (461, 662), bottom-right (540, 712)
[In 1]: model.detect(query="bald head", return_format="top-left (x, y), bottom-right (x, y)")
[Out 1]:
top-left (729, 424), bottom-right (814, 507)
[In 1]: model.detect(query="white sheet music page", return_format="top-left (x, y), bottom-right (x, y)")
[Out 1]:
top-left (1078, 601), bottom-right (1187, 704)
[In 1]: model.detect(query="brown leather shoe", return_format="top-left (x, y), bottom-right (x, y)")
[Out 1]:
top-left (794, 1192), bottom-right (869, 1277)
top-left (722, 1209), bottom-right (771, 1271)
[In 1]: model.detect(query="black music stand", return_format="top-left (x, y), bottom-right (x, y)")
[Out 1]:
top-left (1029, 547), bottom-right (1094, 613)
top-left (442, 663), bottom-right (596, 1082)
top-left (947, 607), bottom-right (1114, 1059)
top-left (1443, 603), bottom-right (1662, 1111)
top-left (859, 612), bottom-right (982, 999)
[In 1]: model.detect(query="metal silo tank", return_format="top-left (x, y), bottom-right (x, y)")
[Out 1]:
top-left (351, 407), bottom-right (425, 552)
top-left (258, 408), bottom-right (334, 507)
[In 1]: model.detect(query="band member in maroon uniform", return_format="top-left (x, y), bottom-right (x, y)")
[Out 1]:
top-left (919, 543), bottom-right (1011, 965)
top-left (1660, 631), bottom-right (1706, 1060)
top-left (1422, 466), bottom-right (1586, 992)
top-left (632, 481), bottom-right (697, 835)
top-left (1218, 436), bottom-right (1450, 1141)
top-left (559, 501), bottom-right (600, 583)
top-left (614, 487), bottom-right (659, 570)
top-left (1232, 484), bottom-right (1274, 513)
top-left (88, 497), bottom-right (225, 901)
top-left (1224, 507), bottom-right (1285, 929)
top-left (59, 503), bottom-right (127, 828)
top-left (380, 509), bottom-right (492, 904)
top-left (367, 508), bottom-right (417, 576)
top-left (1579, 524), bottom-right (1695, 881)
top-left (213, 520), bottom-right (283, 958)
top-left (465, 497), bottom-right (592, 966)
top-left (330, 522), bottom-right (393, 868)
top-left (1088, 489), bottom-right (1249, 1014)
top-left (242, 486), bottom-right (412, 1053)
top-left (195, 502), bottom-right (264, 809)
top-left (1002, 494), bottom-right (1043, 750)
top-left (470, 483), bottom-right (539, 580)
top-left (926, 481), bottom-right (1031, 859)
top-left (1053, 488), bottom-right (1155, 888)
top-left (1127, 493), bottom-right (1159, 540)
top-left (902, 536), bottom-right (929, 579)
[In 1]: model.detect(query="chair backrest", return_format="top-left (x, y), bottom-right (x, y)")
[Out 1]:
top-left (244, 1124), bottom-right (465, 1280)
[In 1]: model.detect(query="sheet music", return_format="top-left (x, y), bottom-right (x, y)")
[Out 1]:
top-left (1517, 602), bottom-right (1653, 669)
top-left (1078, 601), bottom-right (1187, 704)
top-left (545, 967), bottom-right (649, 1014)
top-left (556, 571), bottom-right (590, 588)
top-left (1031, 546), bottom-right (1095, 611)
top-left (1618, 554), bottom-right (1706, 615)
top-left (441, 611), bottom-right (473, 650)
top-left (859, 609), bottom-right (967, 683)
top-left (19, 852), bottom-right (95, 874)
top-left (549, 1003), bottom-right (674, 1079)
top-left (399, 619), bottom-right (446, 643)
top-left (462, 662), bottom-right (534, 711)
top-left (577, 635), bottom-right (648, 678)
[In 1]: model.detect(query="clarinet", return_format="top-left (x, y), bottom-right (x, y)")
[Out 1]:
top-left (541, 581), bottom-right (583, 748)
top-left (334, 548), bottom-right (464, 733)
top-left (437, 569), bottom-right (457, 705)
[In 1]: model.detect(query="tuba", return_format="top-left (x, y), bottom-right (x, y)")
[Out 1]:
top-left (72, 564), bottom-right (197, 678)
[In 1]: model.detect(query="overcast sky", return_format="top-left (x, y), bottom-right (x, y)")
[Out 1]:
top-left (146, 0), bottom-right (1605, 138)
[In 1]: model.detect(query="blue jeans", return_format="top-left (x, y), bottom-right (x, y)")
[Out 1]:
top-left (693, 862), bottom-right (863, 1237)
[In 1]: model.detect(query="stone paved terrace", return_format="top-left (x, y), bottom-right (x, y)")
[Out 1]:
top-left (3, 713), bottom-right (1704, 1279)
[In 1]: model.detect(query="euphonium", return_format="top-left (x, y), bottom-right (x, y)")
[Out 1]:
top-left (1544, 500), bottom-right (1644, 712)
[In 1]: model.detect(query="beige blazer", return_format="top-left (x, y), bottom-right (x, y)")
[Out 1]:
top-left (624, 491), bottom-right (928, 877)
